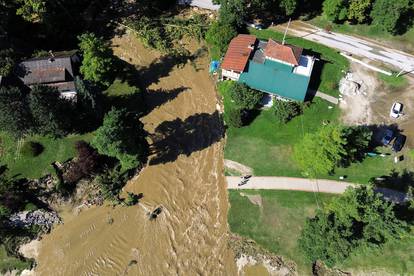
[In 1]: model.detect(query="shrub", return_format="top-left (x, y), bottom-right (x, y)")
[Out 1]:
top-left (21, 141), bottom-right (44, 157)
top-left (24, 202), bottom-right (38, 211)
top-left (229, 83), bottom-right (263, 110)
top-left (63, 141), bottom-right (101, 184)
top-left (124, 192), bottom-right (139, 206)
top-left (225, 108), bottom-right (243, 128)
top-left (273, 100), bottom-right (302, 124)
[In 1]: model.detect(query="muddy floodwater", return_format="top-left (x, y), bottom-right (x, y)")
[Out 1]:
top-left (35, 32), bottom-right (237, 275)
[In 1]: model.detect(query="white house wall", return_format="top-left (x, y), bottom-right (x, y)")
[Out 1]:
top-left (222, 69), bottom-right (240, 80)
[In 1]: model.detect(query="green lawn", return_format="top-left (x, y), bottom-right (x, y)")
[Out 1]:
top-left (310, 16), bottom-right (414, 55)
top-left (378, 73), bottom-right (409, 91)
top-left (249, 28), bottom-right (349, 97)
top-left (0, 132), bottom-right (94, 179)
top-left (0, 245), bottom-right (32, 274)
top-left (220, 80), bottom-right (414, 183)
top-left (228, 190), bottom-right (336, 274)
top-left (228, 190), bottom-right (414, 275)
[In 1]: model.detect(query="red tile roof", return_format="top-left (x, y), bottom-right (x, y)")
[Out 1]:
top-left (264, 39), bottom-right (303, 66)
top-left (221, 34), bottom-right (257, 72)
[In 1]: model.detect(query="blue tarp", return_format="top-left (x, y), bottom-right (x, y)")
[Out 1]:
top-left (210, 60), bottom-right (220, 73)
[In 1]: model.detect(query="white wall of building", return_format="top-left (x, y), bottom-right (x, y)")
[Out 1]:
top-left (222, 69), bottom-right (240, 81)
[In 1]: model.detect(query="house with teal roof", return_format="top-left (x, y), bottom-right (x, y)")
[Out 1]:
top-left (221, 34), bottom-right (315, 101)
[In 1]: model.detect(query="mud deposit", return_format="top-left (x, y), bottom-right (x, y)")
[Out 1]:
top-left (34, 32), bottom-right (237, 275)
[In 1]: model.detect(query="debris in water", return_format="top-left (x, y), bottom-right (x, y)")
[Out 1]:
top-left (148, 206), bottom-right (163, 221)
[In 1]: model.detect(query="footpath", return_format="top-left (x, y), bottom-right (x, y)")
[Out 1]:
top-left (226, 176), bottom-right (409, 203)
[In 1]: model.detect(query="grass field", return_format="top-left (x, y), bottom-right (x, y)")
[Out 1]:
top-left (228, 190), bottom-right (335, 274)
top-left (378, 73), bottom-right (409, 91)
top-left (220, 80), bottom-right (414, 183)
top-left (310, 16), bottom-right (414, 55)
top-left (0, 132), bottom-right (93, 179)
top-left (0, 245), bottom-right (32, 274)
top-left (228, 190), bottom-right (414, 275)
top-left (249, 28), bottom-right (349, 97)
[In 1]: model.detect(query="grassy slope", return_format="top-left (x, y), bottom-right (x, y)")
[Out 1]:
top-left (228, 190), bottom-right (335, 274)
top-left (249, 28), bottom-right (349, 97)
top-left (0, 245), bottom-right (32, 273)
top-left (310, 16), bottom-right (414, 55)
top-left (229, 190), bottom-right (414, 275)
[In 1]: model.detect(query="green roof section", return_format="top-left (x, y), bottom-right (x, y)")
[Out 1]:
top-left (239, 59), bottom-right (311, 101)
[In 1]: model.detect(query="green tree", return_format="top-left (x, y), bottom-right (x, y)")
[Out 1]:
top-left (299, 186), bottom-right (407, 266)
top-left (370, 0), bottom-right (411, 34)
top-left (16, 0), bottom-right (46, 22)
top-left (293, 124), bottom-right (346, 177)
top-left (341, 125), bottom-right (372, 166)
top-left (29, 85), bottom-right (71, 137)
top-left (0, 49), bottom-right (15, 77)
top-left (0, 86), bottom-right (33, 137)
top-left (219, 0), bottom-right (247, 29)
top-left (347, 0), bottom-right (373, 23)
top-left (205, 21), bottom-right (237, 56)
top-left (229, 83), bottom-right (262, 110)
top-left (78, 32), bottom-right (113, 86)
top-left (279, 0), bottom-right (298, 16)
top-left (323, 0), bottom-right (348, 22)
top-left (91, 108), bottom-right (144, 170)
top-left (273, 99), bottom-right (302, 124)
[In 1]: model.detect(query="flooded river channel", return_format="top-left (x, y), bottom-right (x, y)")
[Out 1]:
top-left (34, 32), bottom-right (237, 275)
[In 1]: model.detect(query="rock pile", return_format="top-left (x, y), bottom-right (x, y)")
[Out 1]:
top-left (8, 210), bottom-right (61, 231)
top-left (339, 72), bottom-right (368, 97)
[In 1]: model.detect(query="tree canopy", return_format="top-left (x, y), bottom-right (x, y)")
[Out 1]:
top-left (0, 86), bottom-right (33, 137)
top-left (299, 186), bottom-right (407, 266)
top-left (91, 108), bottom-right (145, 170)
top-left (78, 32), bottom-right (113, 86)
top-left (29, 85), bottom-right (71, 137)
top-left (205, 21), bottom-right (237, 56)
top-left (294, 124), bottom-right (346, 177)
top-left (0, 49), bottom-right (15, 77)
top-left (371, 0), bottom-right (411, 34)
top-left (229, 83), bottom-right (263, 110)
top-left (323, 0), bottom-right (349, 22)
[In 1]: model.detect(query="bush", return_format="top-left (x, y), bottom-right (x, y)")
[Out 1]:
top-left (20, 141), bottom-right (44, 157)
top-left (24, 202), bottom-right (38, 211)
top-left (225, 108), bottom-right (243, 128)
top-left (63, 141), bottom-right (101, 184)
top-left (229, 83), bottom-right (263, 110)
top-left (273, 100), bottom-right (302, 124)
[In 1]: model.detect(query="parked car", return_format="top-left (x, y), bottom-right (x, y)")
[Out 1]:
top-left (392, 134), bottom-right (406, 152)
top-left (245, 22), bottom-right (264, 30)
top-left (381, 128), bottom-right (394, 145)
top-left (390, 102), bottom-right (403, 118)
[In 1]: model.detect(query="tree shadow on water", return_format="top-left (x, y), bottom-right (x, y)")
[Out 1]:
top-left (149, 111), bottom-right (224, 165)
top-left (144, 87), bottom-right (189, 113)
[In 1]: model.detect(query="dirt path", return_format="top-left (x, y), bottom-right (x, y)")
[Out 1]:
top-left (224, 159), bottom-right (253, 175)
top-left (34, 32), bottom-right (237, 275)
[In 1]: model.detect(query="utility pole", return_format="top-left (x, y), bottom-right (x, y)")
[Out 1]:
top-left (282, 18), bottom-right (291, 45)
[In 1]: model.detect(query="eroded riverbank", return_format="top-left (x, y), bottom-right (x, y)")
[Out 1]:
top-left (34, 31), bottom-right (237, 275)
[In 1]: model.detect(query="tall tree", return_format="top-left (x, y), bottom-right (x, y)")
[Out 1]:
top-left (219, 0), bottom-right (247, 29)
top-left (91, 108), bottom-right (145, 170)
top-left (370, 0), bottom-right (411, 34)
top-left (29, 85), bottom-right (71, 137)
top-left (347, 0), bottom-right (374, 23)
top-left (15, 0), bottom-right (47, 23)
top-left (299, 186), bottom-right (407, 266)
top-left (323, 0), bottom-right (349, 22)
top-left (293, 124), bottom-right (346, 177)
top-left (205, 21), bottom-right (237, 56)
top-left (280, 0), bottom-right (298, 16)
top-left (78, 32), bottom-right (113, 86)
top-left (0, 86), bottom-right (32, 137)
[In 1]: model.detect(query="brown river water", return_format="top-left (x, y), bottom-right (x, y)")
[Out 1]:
top-left (34, 32), bottom-right (237, 275)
